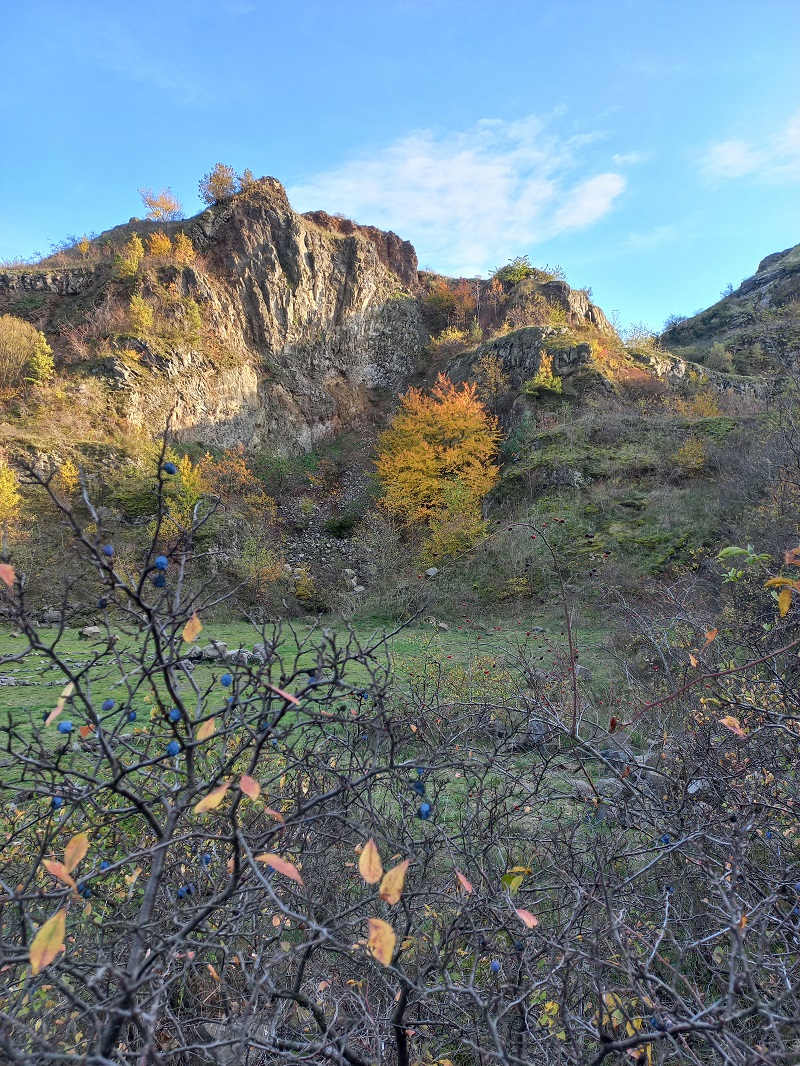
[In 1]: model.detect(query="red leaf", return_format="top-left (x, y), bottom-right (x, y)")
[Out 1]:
top-left (0, 563), bottom-right (15, 588)
top-left (239, 775), bottom-right (261, 800)
top-left (256, 853), bottom-right (303, 886)
top-left (455, 869), bottom-right (473, 894)
top-left (266, 683), bottom-right (300, 706)
top-left (515, 907), bottom-right (539, 928)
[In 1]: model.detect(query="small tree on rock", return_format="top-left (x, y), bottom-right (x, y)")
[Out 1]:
top-left (0, 315), bottom-right (54, 389)
top-left (198, 163), bottom-right (239, 204)
top-left (138, 186), bottom-right (184, 222)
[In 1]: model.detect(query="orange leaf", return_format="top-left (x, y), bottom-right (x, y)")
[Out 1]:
top-left (79, 724), bottom-right (93, 738)
top-left (379, 859), bottom-right (409, 904)
top-left (196, 717), bottom-right (216, 742)
top-left (719, 715), bottom-right (747, 738)
top-left (63, 832), bottom-right (89, 874)
top-left (45, 682), bottom-right (75, 726)
top-left (515, 908), bottom-right (539, 929)
top-left (764, 576), bottom-right (797, 589)
top-left (778, 588), bottom-right (792, 618)
top-left (739, 913), bottom-right (748, 932)
top-left (193, 780), bottom-right (231, 814)
top-left (410, 723), bottom-right (418, 733)
top-left (455, 869), bottom-right (473, 894)
top-left (358, 838), bottom-right (383, 884)
top-left (689, 654), bottom-right (698, 668)
top-left (182, 612), bottom-right (203, 643)
top-left (266, 683), bottom-right (300, 706)
top-left (704, 627), bottom-right (718, 644)
top-left (29, 909), bottom-right (66, 975)
top-left (264, 807), bottom-right (285, 823)
top-left (0, 563), bottom-right (15, 587)
top-left (367, 917), bottom-right (396, 966)
top-left (256, 854), bottom-right (304, 886)
top-left (239, 774), bottom-right (261, 800)
top-left (207, 963), bottom-right (221, 981)
top-left (42, 860), bottom-right (75, 889)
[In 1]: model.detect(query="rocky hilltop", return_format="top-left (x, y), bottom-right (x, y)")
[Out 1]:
top-left (660, 240), bottom-right (800, 370)
top-left (0, 178), bottom-right (619, 457)
top-left (0, 179), bottom-right (426, 453)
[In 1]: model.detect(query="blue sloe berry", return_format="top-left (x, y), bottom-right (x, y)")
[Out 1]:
top-left (128, 710), bottom-right (137, 722)
top-left (201, 854), bottom-right (211, 866)
top-left (97, 597), bottom-right (108, 609)
top-left (155, 555), bottom-right (169, 571)
top-left (419, 802), bottom-right (432, 820)
top-left (412, 781), bottom-right (425, 795)
top-left (660, 834), bottom-right (670, 846)
top-left (152, 574), bottom-right (166, 588)
top-left (102, 699), bottom-right (115, 711)
top-left (57, 721), bottom-right (73, 734)
top-left (102, 545), bottom-right (114, 558)
top-left (52, 796), bottom-right (64, 808)
top-left (169, 708), bottom-right (181, 722)
top-left (220, 673), bottom-right (233, 687)
top-left (177, 887), bottom-right (186, 899)
top-left (166, 740), bottom-right (180, 757)
top-left (163, 462), bottom-right (178, 475)
top-left (99, 861), bottom-right (110, 871)
top-left (490, 960), bottom-right (501, 973)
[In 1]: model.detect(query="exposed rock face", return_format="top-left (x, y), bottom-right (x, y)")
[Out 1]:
top-left (0, 178), bottom-right (427, 455)
top-left (0, 268), bottom-right (100, 297)
top-left (447, 326), bottom-right (593, 389)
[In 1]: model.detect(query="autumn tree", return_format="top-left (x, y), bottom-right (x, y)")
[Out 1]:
top-left (172, 231), bottom-right (196, 263)
top-left (138, 186), bottom-right (184, 222)
top-left (376, 373), bottom-right (500, 559)
top-left (114, 233), bottom-right (144, 278)
top-left (0, 315), bottom-right (54, 389)
top-left (146, 230), bottom-right (172, 258)
top-left (198, 163), bottom-right (239, 205)
top-left (0, 458), bottom-right (22, 538)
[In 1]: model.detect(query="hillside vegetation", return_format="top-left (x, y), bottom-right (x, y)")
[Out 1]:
top-left (1, 177), bottom-right (800, 1065)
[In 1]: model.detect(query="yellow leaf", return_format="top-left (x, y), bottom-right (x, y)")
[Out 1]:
top-left (45, 682), bottom-right (75, 726)
top-left (379, 859), bottom-right (409, 904)
top-left (0, 563), bottom-right (15, 587)
top-left (182, 612), bottom-right (202, 643)
top-left (193, 780), bottom-right (231, 814)
top-left (516, 907), bottom-right (539, 928)
top-left (196, 717), bottom-right (216, 741)
top-left (30, 909), bottom-right (66, 975)
top-left (739, 913), bottom-right (748, 932)
top-left (689, 654), bottom-right (698, 668)
top-left (358, 838), bottom-right (383, 884)
top-left (256, 854), bottom-right (304, 886)
top-left (778, 588), bottom-right (792, 617)
top-left (764, 576), bottom-right (797, 588)
top-left (63, 832), bottom-right (89, 874)
top-left (719, 715), bottom-right (747, 738)
top-left (42, 860), bottom-right (76, 889)
top-left (367, 917), bottom-right (396, 966)
top-left (239, 774), bottom-right (261, 800)
top-left (455, 869), bottom-right (473, 894)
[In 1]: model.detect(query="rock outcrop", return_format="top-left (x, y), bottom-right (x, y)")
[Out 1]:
top-left (660, 240), bottom-right (800, 365)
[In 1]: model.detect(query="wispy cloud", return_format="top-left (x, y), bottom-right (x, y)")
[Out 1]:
top-left (701, 111), bottom-right (800, 182)
top-left (612, 151), bottom-right (648, 165)
top-left (289, 116), bottom-right (626, 276)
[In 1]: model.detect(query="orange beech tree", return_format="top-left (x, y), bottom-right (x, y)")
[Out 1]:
top-left (376, 373), bottom-right (500, 560)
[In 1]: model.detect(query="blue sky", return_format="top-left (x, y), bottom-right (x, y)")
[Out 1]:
top-left (2, 0), bottom-right (799, 330)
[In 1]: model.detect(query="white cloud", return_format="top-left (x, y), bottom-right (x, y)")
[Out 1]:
top-left (289, 116), bottom-right (626, 276)
top-left (701, 111), bottom-right (800, 181)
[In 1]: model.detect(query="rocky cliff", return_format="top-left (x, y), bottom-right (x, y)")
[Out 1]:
top-left (0, 178), bottom-right (427, 454)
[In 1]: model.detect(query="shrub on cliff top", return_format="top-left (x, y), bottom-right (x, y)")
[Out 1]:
top-left (0, 314), bottom-right (53, 389)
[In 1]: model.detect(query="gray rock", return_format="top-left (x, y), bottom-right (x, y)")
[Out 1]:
top-left (201, 641), bottom-right (228, 661)
top-left (425, 567), bottom-right (439, 577)
top-left (229, 648), bottom-right (252, 665)
top-left (0, 676), bottom-right (17, 686)
top-left (79, 626), bottom-right (102, 639)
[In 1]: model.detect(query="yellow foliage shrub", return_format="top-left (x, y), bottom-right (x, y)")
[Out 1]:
top-left (675, 435), bottom-right (706, 477)
top-left (147, 231), bottom-right (173, 257)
